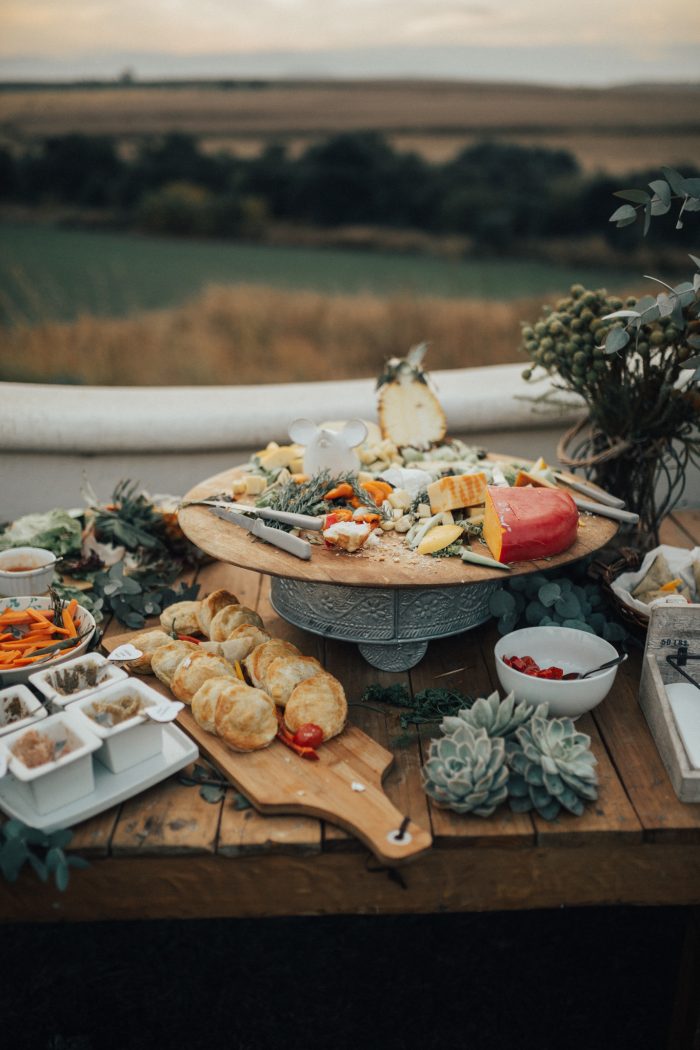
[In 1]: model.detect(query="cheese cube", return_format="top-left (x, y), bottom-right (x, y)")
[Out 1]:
top-left (257, 444), bottom-right (302, 471)
top-left (244, 475), bottom-right (267, 496)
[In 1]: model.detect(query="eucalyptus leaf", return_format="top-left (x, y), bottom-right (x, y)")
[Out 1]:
top-left (555, 594), bottom-right (581, 619)
top-left (613, 189), bottom-right (649, 205)
top-left (604, 328), bottom-right (630, 355)
top-left (538, 582), bottom-right (561, 608)
top-left (662, 166), bottom-right (687, 196)
top-left (55, 860), bottom-right (70, 892)
top-left (46, 847), bottom-right (64, 873)
top-left (200, 784), bottom-right (226, 804)
top-left (648, 179), bottom-right (671, 206)
top-left (489, 590), bottom-right (516, 617)
top-left (49, 828), bottom-right (73, 850)
top-left (609, 204), bottom-right (637, 224)
top-left (681, 177), bottom-right (700, 197)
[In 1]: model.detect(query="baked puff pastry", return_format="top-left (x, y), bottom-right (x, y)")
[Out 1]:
top-left (170, 650), bottom-right (236, 704)
top-left (196, 589), bottom-right (240, 637)
top-left (128, 630), bottom-right (174, 674)
top-left (244, 639), bottom-right (301, 689)
top-left (284, 672), bottom-right (348, 741)
top-left (214, 683), bottom-right (278, 752)
top-left (209, 605), bottom-right (265, 642)
top-left (159, 600), bottom-right (202, 636)
top-left (151, 640), bottom-right (199, 688)
top-left (191, 676), bottom-right (250, 734)
top-left (262, 654), bottom-right (324, 708)
top-left (199, 625), bottom-right (271, 664)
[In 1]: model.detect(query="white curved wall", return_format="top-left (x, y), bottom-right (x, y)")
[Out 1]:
top-left (2, 367), bottom-right (697, 519)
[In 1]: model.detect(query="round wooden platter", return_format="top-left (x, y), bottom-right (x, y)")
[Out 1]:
top-left (179, 459), bottom-right (619, 589)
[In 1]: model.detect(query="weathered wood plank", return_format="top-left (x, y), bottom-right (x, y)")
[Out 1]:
top-left (110, 761), bottom-right (222, 856)
top-left (412, 626), bottom-right (536, 848)
top-left (673, 509), bottom-right (700, 545)
top-left (3, 843), bottom-right (700, 923)
top-left (218, 798), bottom-right (322, 857)
top-left (594, 653), bottom-right (700, 843)
top-left (659, 514), bottom-right (696, 549)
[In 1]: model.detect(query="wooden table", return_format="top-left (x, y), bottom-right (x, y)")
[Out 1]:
top-left (1, 511), bottom-right (699, 931)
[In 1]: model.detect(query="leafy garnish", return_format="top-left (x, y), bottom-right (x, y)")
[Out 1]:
top-left (358, 683), bottom-right (473, 727)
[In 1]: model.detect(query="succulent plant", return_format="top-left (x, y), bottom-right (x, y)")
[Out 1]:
top-left (506, 713), bottom-right (598, 821)
top-left (422, 723), bottom-right (509, 817)
top-left (441, 690), bottom-right (537, 740)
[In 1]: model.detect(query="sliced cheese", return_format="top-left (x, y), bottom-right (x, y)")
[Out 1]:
top-left (256, 444), bottom-right (303, 471)
top-left (514, 469), bottom-right (558, 490)
top-left (244, 475), bottom-right (267, 496)
top-left (427, 472), bottom-right (487, 513)
top-left (417, 523), bottom-right (464, 555)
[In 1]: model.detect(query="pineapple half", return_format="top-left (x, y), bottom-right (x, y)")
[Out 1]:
top-left (377, 343), bottom-right (447, 449)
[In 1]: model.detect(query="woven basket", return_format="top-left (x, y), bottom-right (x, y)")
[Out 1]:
top-left (587, 546), bottom-right (649, 634)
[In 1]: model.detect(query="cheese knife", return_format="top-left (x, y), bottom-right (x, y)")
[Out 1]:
top-left (182, 498), bottom-right (324, 531)
top-left (553, 473), bottom-right (626, 509)
top-left (572, 498), bottom-right (639, 525)
top-left (210, 506), bottom-right (313, 560)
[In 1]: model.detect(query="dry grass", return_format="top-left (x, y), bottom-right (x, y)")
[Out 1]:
top-left (1, 80), bottom-right (698, 174)
top-left (0, 283), bottom-right (545, 386)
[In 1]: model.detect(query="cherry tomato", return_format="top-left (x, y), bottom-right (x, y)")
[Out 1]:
top-left (293, 723), bottom-right (324, 749)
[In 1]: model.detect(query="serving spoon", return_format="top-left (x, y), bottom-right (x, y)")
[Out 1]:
top-left (562, 652), bottom-right (628, 680)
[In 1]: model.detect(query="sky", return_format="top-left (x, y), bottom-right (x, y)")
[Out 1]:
top-left (1, 0), bottom-right (699, 85)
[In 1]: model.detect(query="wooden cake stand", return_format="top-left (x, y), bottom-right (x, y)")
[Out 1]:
top-left (179, 464), bottom-right (618, 671)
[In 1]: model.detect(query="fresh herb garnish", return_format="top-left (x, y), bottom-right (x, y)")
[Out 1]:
top-left (358, 683), bottom-right (473, 727)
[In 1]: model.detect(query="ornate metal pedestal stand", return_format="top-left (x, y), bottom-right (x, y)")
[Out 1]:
top-left (270, 576), bottom-right (500, 671)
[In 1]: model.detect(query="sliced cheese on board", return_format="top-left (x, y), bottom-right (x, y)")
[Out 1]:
top-left (482, 486), bottom-right (579, 564)
top-left (427, 472), bottom-right (487, 513)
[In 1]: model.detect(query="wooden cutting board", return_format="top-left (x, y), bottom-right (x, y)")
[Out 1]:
top-left (103, 632), bottom-right (433, 864)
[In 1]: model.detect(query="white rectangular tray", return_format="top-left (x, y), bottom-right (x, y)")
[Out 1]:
top-left (0, 723), bottom-right (199, 833)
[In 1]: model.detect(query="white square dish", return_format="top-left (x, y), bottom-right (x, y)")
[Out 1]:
top-left (30, 653), bottom-right (128, 710)
top-left (0, 684), bottom-right (48, 737)
top-left (70, 678), bottom-right (166, 773)
top-left (3, 710), bottom-right (101, 815)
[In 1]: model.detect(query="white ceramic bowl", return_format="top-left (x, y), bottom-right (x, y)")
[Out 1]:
top-left (30, 652), bottom-right (127, 711)
top-left (70, 679), bottom-right (166, 774)
top-left (1, 709), bottom-right (101, 815)
top-left (494, 625), bottom-right (620, 719)
top-left (0, 547), bottom-right (57, 597)
top-left (0, 683), bottom-right (48, 737)
top-left (0, 596), bottom-right (97, 688)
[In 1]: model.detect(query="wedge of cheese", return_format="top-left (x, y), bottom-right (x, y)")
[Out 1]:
top-left (255, 443), bottom-right (303, 471)
top-left (427, 472), bottom-right (487, 513)
top-left (513, 469), bottom-right (558, 490)
top-left (482, 486), bottom-right (579, 564)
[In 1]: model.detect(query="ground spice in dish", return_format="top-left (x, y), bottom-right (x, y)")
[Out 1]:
top-left (11, 728), bottom-right (74, 768)
top-left (87, 694), bottom-right (143, 727)
top-left (0, 695), bottom-right (29, 726)
top-left (50, 662), bottom-right (106, 696)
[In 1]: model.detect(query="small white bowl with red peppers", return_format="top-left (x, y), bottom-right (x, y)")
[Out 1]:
top-left (494, 626), bottom-right (621, 718)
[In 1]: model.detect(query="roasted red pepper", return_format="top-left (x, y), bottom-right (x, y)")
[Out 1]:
top-left (177, 634), bottom-right (201, 644)
top-left (504, 655), bottom-right (564, 679)
top-left (276, 712), bottom-right (320, 760)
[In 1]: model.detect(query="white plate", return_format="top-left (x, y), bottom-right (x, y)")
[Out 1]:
top-left (0, 723), bottom-right (198, 832)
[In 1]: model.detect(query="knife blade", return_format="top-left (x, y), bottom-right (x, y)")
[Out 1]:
top-left (211, 506), bottom-right (313, 560)
top-left (573, 498), bottom-right (639, 525)
top-left (553, 473), bottom-right (626, 509)
top-left (184, 499), bottom-right (324, 531)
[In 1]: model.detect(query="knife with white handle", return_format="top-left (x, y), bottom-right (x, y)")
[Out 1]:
top-left (211, 507), bottom-right (313, 560)
top-left (554, 473), bottom-right (626, 509)
top-left (183, 499), bottom-right (324, 531)
top-left (573, 498), bottom-right (639, 525)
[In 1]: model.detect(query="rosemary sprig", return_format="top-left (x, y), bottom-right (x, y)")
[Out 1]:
top-left (357, 683), bottom-right (473, 728)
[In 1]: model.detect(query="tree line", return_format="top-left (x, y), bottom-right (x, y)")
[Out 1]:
top-left (0, 131), bottom-right (695, 251)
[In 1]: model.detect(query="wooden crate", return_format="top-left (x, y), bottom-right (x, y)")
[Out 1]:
top-left (639, 604), bottom-right (700, 803)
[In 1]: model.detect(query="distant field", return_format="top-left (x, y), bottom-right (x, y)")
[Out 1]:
top-left (0, 223), bottom-right (644, 327)
top-left (1, 79), bottom-right (699, 172)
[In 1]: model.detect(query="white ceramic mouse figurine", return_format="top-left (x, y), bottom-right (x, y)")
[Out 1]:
top-left (288, 419), bottom-right (368, 476)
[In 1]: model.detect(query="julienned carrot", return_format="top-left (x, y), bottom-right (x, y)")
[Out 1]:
top-left (0, 610), bottom-right (55, 624)
top-left (62, 599), bottom-right (78, 638)
top-left (27, 608), bottom-right (53, 628)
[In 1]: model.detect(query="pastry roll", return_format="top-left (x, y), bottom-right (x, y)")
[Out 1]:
top-left (196, 589), bottom-right (240, 636)
top-left (244, 639), bottom-right (301, 689)
top-left (262, 654), bottom-right (324, 708)
top-left (191, 677), bottom-right (250, 733)
top-left (284, 672), bottom-right (348, 741)
top-left (159, 600), bottom-right (202, 636)
top-left (128, 630), bottom-right (174, 674)
top-left (214, 683), bottom-right (278, 752)
top-left (170, 650), bottom-right (236, 704)
top-left (209, 605), bottom-right (265, 642)
top-left (151, 640), bottom-right (199, 688)
top-left (199, 625), bottom-right (271, 664)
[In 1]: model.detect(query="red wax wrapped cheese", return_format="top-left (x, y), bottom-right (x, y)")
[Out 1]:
top-left (482, 486), bottom-right (579, 564)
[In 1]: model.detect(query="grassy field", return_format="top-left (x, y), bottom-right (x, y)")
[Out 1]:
top-left (0, 222), bottom-right (644, 327)
top-left (1, 79), bottom-right (699, 172)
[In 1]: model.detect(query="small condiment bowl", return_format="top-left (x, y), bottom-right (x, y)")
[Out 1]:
top-left (70, 679), bottom-right (168, 774)
top-left (0, 683), bottom-right (48, 737)
top-left (0, 547), bottom-right (57, 597)
top-left (0, 596), bottom-right (97, 688)
top-left (1, 709), bottom-right (101, 815)
top-left (29, 652), bottom-right (127, 711)
top-left (494, 625), bottom-right (620, 719)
